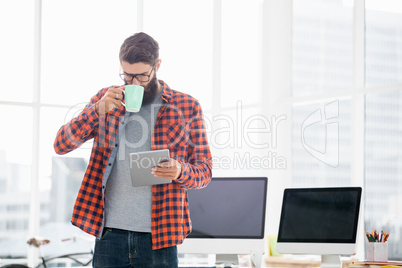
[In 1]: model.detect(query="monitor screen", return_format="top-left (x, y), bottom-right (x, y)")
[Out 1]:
top-left (277, 187), bottom-right (362, 244)
top-left (187, 177), bottom-right (267, 239)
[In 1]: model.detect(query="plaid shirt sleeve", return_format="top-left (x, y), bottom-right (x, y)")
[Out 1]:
top-left (174, 101), bottom-right (212, 189)
top-left (152, 87), bottom-right (212, 189)
top-left (53, 87), bottom-right (124, 238)
top-left (53, 89), bottom-right (104, 154)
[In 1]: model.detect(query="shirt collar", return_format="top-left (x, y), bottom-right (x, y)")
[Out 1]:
top-left (159, 80), bottom-right (173, 103)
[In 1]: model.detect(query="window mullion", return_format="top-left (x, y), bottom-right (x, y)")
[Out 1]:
top-left (351, 0), bottom-right (365, 191)
top-left (351, 0), bottom-right (366, 259)
top-left (262, 0), bottom-right (292, 236)
top-left (137, 0), bottom-right (144, 32)
top-left (28, 0), bottom-right (42, 266)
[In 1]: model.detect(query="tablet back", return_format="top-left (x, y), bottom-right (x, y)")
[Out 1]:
top-left (129, 149), bottom-right (172, 187)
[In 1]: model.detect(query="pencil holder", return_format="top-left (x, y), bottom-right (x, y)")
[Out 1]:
top-left (366, 242), bottom-right (388, 262)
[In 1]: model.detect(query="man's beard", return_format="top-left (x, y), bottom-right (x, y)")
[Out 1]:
top-left (125, 76), bottom-right (159, 106)
top-left (142, 76), bottom-right (159, 105)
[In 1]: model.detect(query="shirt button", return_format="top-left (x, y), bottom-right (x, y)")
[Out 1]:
top-left (108, 163), bottom-right (112, 166)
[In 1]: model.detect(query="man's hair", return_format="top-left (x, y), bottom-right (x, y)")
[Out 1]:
top-left (119, 32), bottom-right (159, 65)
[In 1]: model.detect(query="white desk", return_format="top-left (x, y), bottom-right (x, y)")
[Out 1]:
top-left (178, 254), bottom-right (356, 268)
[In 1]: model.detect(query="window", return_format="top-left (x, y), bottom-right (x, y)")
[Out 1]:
top-left (143, 0), bottom-right (213, 111)
top-left (0, 0), bottom-right (34, 246)
top-left (0, 0), bottom-right (140, 259)
top-left (292, 0), bottom-right (353, 97)
top-left (364, 0), bottom-right (402, 257)
top-left (365, 0), bottom-right (402, 87)
top-left (291, 0), bottom-right (354, 186)
top-left (0, 1), bottom-right (34, 103)
top-left (291, 0), bottom-right (402, 260)
top-left (291, 100), bottom-right (352, 186)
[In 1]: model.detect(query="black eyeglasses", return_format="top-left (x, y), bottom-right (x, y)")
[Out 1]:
top-left (119, 65), bottom-right (155, 83)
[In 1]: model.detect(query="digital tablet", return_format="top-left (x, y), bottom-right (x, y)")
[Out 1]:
top-left (129, 149), bottom-right (171, 187)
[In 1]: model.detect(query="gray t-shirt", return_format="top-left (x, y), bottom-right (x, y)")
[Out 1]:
top-left (104, 91), bottom-right (163, 232)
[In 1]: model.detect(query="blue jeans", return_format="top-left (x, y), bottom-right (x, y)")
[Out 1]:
top-left (93, 228), bottom-right (178, 268)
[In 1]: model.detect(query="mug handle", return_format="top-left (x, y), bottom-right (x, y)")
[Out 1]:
top-left (120, 88), bottom-right (125, 107)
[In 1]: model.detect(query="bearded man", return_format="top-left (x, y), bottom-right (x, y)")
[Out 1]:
top-left (54, 32), bottom-right (212, 268)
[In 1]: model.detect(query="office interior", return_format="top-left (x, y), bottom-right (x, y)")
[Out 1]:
top-left (0, 0), bottom-right (401, 266)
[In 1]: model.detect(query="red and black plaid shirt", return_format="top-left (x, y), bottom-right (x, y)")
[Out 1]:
top-left (54, 81), bottom-right (212, 250)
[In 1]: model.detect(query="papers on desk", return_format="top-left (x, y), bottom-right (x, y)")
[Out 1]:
top-left (350, 260), bottom-right (402, 267)
top-left (264, 255), bottom-right (321, 267)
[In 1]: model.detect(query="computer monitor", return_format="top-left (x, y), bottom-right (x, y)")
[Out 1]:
top-left (177, 177), bottom-right (268, 267)
top-left (276, 187), bottom-right (362, 268)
